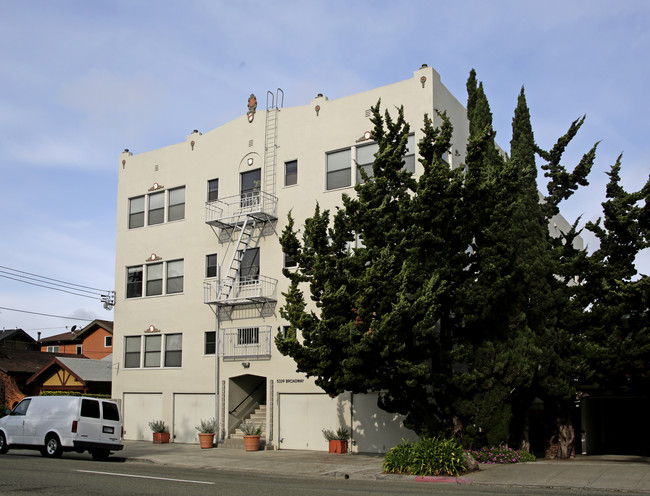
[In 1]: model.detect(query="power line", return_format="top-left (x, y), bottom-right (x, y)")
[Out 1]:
top-left (0, 265), bottom-right (115, 309)
top-left (0, 306), bottom-right (96, 321)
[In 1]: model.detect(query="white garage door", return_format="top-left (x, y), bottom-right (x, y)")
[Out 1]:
top-left (123, 393), bottom-right (162, 441)
top-left (278, 393), bottom-right (341, 451)
top-left (173, 394), bottom-right (215, 444)
top-left (352, 392), bottom-right (418, 453)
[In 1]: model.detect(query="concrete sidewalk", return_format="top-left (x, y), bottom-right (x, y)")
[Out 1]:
top-left (121, 441), bottom-right (650, 493)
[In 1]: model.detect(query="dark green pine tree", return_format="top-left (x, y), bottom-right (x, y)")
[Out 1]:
top-left (276, 100), bottom-right (466, 436)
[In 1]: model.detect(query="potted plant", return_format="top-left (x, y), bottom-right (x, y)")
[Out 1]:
top-left (195, 418), bottom-right (216, 449)
top-left (322, 427), bottom-right (349, 454)
top-left (148, 420), bottom-right (170, 444)
top-left (240, 420), bottom-right (263, 452)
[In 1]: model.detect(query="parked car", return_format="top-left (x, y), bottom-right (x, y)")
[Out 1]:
top-left (0, 396), bottom-right (123, 460)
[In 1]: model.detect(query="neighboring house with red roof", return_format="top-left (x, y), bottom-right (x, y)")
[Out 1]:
top-left (38, 320), bottom-right (113, 359)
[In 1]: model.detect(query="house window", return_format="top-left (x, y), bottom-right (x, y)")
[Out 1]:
top-left (284, 160), bottom-right (297, 186)
top-left (402, 134), bottom-right (416, 173)
top-left (206, 254), bottom-right (218, 278)
top-left (105, 336), bottom-right (112, 347)
top-left (126, 266), bottom-right (143, 298)
top-left (165, 333), bottom-right (182, 367)
top-left (46, 346), bottom-right (59, 353)
top-left (205, 331), bottom-right (216, 355)
top-left (283, 252), bottom-right (297, 268)
top-left (166, 260), bottom-right (184, 294)
top-left (124, 336), bottom-right (141, 368)
top-left (148, 191), bottom-right (165, 225)
top-left (356, 142), bottom-right (378, 184)
top-left (326, 149), bottom-right (351, 190)
top-left (146, 263), bottom-right (163, 296)
top-left (237, 327), bottom-right (259, 345)
top-left (76, 344), bottom-right (83, 355)
top-left (241, 169), bottom-right (261, 207)
top-left (168, 187), bottom-right (185, 222)
top-left (207, 179), bottom-right (219, 202)
top-left (144, 335), bottom-right (161, 367)
top-left (128, 196), bottom-right (145, 229)
top-left (124, 333), bottom-right (182, 369)
top-left (240, 248), bottom-right (259, 280)
top-left (126, 260), bottom-right (183, 298)
top-left (128, 186), bottom-right (186, 229)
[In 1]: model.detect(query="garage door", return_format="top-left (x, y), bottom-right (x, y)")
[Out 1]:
top-left (123, 393), bottom-right (162, 441)
top-left (173, 394), bottom-right (215, 444)
top-left (352, 392), bottom-right (418, 453)
top-left (278, 393), bottom-right (341, 451)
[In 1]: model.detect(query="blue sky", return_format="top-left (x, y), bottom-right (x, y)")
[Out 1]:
top-left (1, 0), bottom-right (648, 338)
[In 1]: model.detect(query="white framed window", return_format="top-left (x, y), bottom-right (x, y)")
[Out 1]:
top-left (124, 333), bottom-right (183, 369)
top-left (127, 186), bottom-right (186, 229)
top-left (206, 254), bottom-right (218, 278)
top-left (76, 344), bottom-right (83, 355)
top-left (207, 179), bottom-right (219, 202)
top-left (326, 149), bottom-right (351, 190)
top-left (126, 260), bottom-right (183, 298)
top-left (284, 160), bottom-right (297, 186)
top-left (104, 336), bottom-right (112, 347)
top-left (46, 345), bottom-right (59, 353)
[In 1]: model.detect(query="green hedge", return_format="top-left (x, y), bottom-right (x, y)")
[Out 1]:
top-left (39, 391), bottom-right (112, 399)
top-left (384, 437), bottom-right (467, 476)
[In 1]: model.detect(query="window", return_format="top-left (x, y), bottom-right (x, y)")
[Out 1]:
top-left (124, 336), bottom-right (141, 368)
top-left (165, 333), bottom-right (182, 367)
top-left (241, 169), bottom-right (261, 207)
top-left (356, 143), bottom-right (378, 184)
top-left (128, 186), bottom-right (185, 229)
top-left (237, 327), bottom-right (259, 345)
top-left (124, 334), bottom-right (182, 369)
top-left (356, 135), bottom-right (415, 184)
top-left (105, 336), bottom-right (112, 347)
top-left (326, 149), bottom-right (351, 190)
top-left (126, 260), bottom-right (183, 299)
top-left (76, 344), bottom-right (83, 355)
top-left (166, 260), bottom-right (184, 294)
top-left (207, 179), bottom-right (219, 202)
top-left (146, 263), bottom-right (163, 296)
top-left (148, 191), bottom-right (164, 225)
top-left (205, 331), bottom-right (216, 355)
top-left (129, 196), bottom-right (145, 229)
top-left (284, 160), bottom-right (297, 186)
top-left (240, 248), bottom-right (259, 280)
top-left (168, 187), bottom-right (185, 221)
top-left (283, 252), bottom-right (297, 268)
top-left (126, 266), bottom-right (143, 298)
top-left (144, 335), bottom-right (161, 367)
top-left (80, 399), bottom-right (100, 419)
top-left (46, 346), bottom-right (59, 353)
top-left (102, 402), bottom-right (120, 421)
top-left (12, 399), bottom-right (31, 416)
top-left (206, 254), bottom-right (218, 278)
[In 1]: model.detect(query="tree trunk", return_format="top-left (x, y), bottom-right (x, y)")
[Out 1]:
top-left (545, 403), bottom-right (575, 459)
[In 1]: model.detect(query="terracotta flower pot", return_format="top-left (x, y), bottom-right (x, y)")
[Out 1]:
top-left (153, 432), bottom-right (170, 444)
top-left (198, 432), bottom-right (215, 449)
top-left (243, 435), bottom-right (261, 452)
top-left (328, 440), bottom-right (348, 454)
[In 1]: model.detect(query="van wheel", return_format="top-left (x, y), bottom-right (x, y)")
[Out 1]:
top-left (91, 449), bottom-right (110, 461)
top-left (0, 432), bottom-right (8, 454)
top-left (42, 434), bottom-right (63, 458)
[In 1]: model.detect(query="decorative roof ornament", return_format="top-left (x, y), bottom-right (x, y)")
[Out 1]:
top-left (247, 94), bottom-right (257, 123)
top-left (356, 130), bottom-right (373, 143)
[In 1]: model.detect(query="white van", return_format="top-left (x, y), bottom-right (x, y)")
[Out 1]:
top-left (0, 396), bottom-right (123, 460)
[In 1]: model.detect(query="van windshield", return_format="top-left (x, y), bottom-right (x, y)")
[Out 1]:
top-left (12, 399), bottom-right (31, 416)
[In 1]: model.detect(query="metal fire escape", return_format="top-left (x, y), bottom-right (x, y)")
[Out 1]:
top-left (204, 89), bottom-right (283, 310)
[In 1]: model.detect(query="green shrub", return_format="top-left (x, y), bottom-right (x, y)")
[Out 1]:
top-left (384, 437), bottom-right (467, 476)
top-left (468, 445), bottom-right (536, 464)
top-left (39, 392), bottom-right (111, 399)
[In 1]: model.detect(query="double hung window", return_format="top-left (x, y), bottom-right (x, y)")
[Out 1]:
top-left (124, 333), bottom-right (183, 368)
top-left (127, 186), bottom-right (185, 229)
top-left (126, 260), bottom-right (183, 299)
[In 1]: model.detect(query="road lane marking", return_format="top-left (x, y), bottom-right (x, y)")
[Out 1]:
top-left (75, 470), bottom-right (215, 485)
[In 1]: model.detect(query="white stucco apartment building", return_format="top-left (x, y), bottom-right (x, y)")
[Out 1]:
top-left (112, 64), bottom-right (576, 452)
